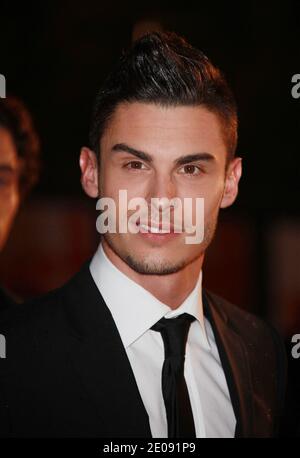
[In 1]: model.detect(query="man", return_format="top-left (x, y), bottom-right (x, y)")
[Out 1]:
top-left (0, 32), bottom-right (286, 438)
top-left (0, 96), bottom-right (40, 311)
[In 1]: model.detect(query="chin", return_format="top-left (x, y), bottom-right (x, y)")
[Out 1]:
top-left (124, 254), bottom-right (187, 276)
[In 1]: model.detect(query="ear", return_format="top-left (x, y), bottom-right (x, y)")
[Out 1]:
top-left (79, 147), bottom-right (99, 198)
top-left (220, 157), bottom-right (242, 209)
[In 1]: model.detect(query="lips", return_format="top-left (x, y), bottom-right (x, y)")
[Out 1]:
top-left (136, 221), bottom-right (182, 234)
top-left (139, 224), bottom-right (172, 234)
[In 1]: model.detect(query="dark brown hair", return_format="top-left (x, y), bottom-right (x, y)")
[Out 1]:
top-left (0, 96), bottom-right (40, 197)
top-left (89, 31), bottom-right (238, 165)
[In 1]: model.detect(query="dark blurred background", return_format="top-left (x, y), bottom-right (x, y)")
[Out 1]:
top-left (0, 1), bottom-right (299, 329)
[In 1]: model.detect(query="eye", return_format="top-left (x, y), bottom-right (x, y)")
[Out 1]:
top-left (178, 164), bottom-right (202, 176)
top-left (124, 161), bottom-right (147, 171)
top-left (0, 173), bottom-right (15, 187)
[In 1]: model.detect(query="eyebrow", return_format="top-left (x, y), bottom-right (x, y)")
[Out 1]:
top-left (112, 143), bottom-right (152, 162)
top-left (111, 143), bottom-right (216, 166)
top-left (174, 153), bottom-right (215, 166)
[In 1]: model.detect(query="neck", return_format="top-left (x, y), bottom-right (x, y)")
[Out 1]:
top-left (101, 239), bottom-right (204, 310)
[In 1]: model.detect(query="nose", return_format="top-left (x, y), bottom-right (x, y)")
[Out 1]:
top-left (147, 173), bottom-right (177, 213)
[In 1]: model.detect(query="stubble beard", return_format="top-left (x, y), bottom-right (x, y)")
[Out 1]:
top-left (102, 214), bottom-right (219, 276)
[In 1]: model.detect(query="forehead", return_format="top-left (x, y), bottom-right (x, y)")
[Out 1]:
top-left (102, 102), bottom-right (227, 161)
top-left (0, 127), bottom-right (18, 165)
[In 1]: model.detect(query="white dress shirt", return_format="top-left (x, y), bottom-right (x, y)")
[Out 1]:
top-left (90, 242), bottom-right (236, 438)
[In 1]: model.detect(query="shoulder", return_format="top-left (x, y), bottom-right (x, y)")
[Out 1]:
top-left (0, 264), bottom-right (91, 369)
top-left (0, 259), bottom-right (92, 338)
top-left (0, 288), bottom-right (70, 379)
top-left (204, 289), bottom-right (287, 413)
top-left (204, 288), bottom-right (284, 350)
top-left (0, 286), bottom-right (16, 312)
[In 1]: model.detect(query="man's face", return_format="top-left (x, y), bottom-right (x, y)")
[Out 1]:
top-left (0, 127), bottom-right (20, 252)
top-left (82, 102), bottom-right (241, 275)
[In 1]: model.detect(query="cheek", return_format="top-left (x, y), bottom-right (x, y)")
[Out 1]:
top-left (203, 189), bottom-right (223, 222)
top-left (0, 187), bottom-right (20, 241)
top-left (179, 178), bottom-right (224, 225)
top-left (0, 185), bottom-right (19, 215)
top-left (203, 173), bottom-right (225, 207)
top-left (100, 165), bottom-right (149, 201)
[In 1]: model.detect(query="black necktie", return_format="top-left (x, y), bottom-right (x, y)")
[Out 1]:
top-left (151, 313), bottom-right (196, 438)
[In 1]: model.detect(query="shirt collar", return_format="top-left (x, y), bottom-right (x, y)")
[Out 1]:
top-left (90, 242), bottom-right (210, 349)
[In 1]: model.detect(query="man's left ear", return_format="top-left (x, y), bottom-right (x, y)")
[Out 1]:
top-left (220, 157), bottom-right (242, 209)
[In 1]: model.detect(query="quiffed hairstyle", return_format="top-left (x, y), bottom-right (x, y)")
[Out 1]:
top-left (0, 96), bottom-right (40, 198)
top-left (89, 31), bottom-right (238, 165)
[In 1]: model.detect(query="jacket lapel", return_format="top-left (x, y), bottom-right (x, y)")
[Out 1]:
top-left (203, 289), bottom-right (254, 437)
top-left (63, 262), bottom-right (152, 437)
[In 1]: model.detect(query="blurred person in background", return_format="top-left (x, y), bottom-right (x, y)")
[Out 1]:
top-left (0, 96), bottom-right (40, 311)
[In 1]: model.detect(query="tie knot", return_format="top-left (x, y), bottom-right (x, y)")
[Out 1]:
top-left (151, 313), bottom-right (196, 360)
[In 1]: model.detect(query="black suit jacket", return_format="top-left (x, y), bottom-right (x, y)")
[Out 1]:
top-left (0, 260), bottom-right (287, 437)
top-left (0, 286), bottom-right (16, 312)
